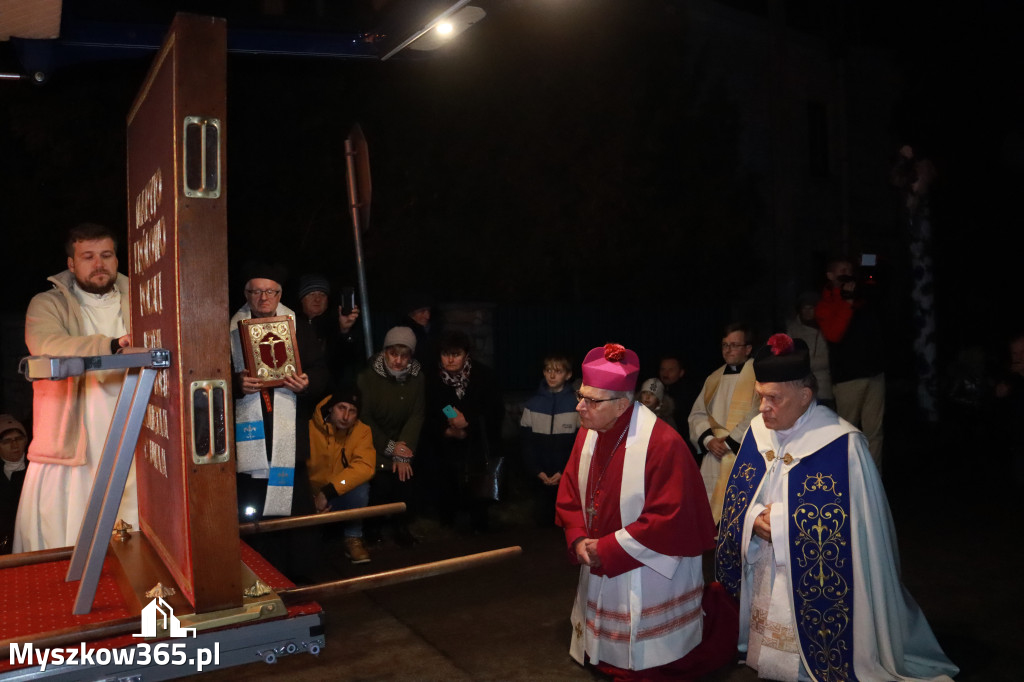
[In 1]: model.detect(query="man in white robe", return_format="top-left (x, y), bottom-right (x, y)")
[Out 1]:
top-left (15, 223), bottom-right (136, 552)
top-left (715, 334), bottom-right (958, 681)
top-left (688, 322), bottom-right (760, 523)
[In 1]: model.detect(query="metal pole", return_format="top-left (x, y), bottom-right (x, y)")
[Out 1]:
top-left (278, 546), bottom-right (523, 603)
top-left (344, 135), bottom-right (374, 358)
top-left (73, 367), bottom-right (159, 614)
top-left (239, 502), bottom-right (406, 535)
top-left (66, 370), bottom-right (141, 581)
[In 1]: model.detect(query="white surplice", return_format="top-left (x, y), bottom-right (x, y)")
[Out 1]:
top-left (570, 405), bottom-right (704, 671)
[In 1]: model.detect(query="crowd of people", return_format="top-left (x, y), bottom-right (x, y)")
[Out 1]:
top-left (7, 222), bottom-right (1022, 680)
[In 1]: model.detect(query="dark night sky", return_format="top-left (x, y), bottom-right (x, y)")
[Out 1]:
top-left (2, 0), bottom-right (1022, 383)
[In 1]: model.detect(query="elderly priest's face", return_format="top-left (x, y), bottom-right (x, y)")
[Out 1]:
top-left (755, 381), bottom-right (814, 431)
top-left (245, 278), bottom-right (282, 318)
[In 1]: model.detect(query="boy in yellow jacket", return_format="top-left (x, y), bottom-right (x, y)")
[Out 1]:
top-left (308, 385), bottom-right (376, 563)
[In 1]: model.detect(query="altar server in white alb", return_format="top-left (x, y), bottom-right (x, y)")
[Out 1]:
top-left (15, 223), bottom-right (136, 552)
top-left (715, 333), bottom-right (958, 681)
top-left (556, 343), bottom-right (735, 681)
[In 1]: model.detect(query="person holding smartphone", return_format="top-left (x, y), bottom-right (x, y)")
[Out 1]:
top-left (423, 330), bottom-right (504, 533)
top-left (295, 274), bottom-right (362, 385)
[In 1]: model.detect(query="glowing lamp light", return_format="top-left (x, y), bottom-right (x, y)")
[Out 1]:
top-left (394, 5), bottom-right (487, 57)
top-left (244, 506), bottom-right (257, 517)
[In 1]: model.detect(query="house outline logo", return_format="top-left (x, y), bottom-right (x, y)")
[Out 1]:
top-left (133, 597), bottom-right (197, 638)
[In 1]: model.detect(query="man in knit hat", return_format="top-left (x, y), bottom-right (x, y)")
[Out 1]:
top-left (715, 334), bottom-right (957, 681)
top-left (296, 274), bottom-right (362, 385)
top-left (14, 223), bottom-right (138, 552)
top-left (556, 343), bottom-right (734, 680)
top-left (308, 384), bottom-right (376, 563)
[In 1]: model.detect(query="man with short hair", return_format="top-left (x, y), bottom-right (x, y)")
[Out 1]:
top-left (308, 385), bottom-right (376, 563)
top-left (715, 334), bottom-right (958, 681)
top-left (556, 343), bottom-right (733, 680)
top-left (15, 223), bottom-right (136, 552)
top-left (658, 354), bottom-right (696, 428)
top-left (688, 323), bottom-right (760, 523)
top-left (786, 291), bottom-right (833, 409)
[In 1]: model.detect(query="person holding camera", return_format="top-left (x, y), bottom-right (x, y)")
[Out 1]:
top-left (815, 257), bottom-right (886, 473)
top-left (295, 274), bottom-right (362, 385)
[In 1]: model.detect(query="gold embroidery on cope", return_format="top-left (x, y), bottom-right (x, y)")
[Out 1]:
top-left (793, 472), bottom-right (852, 681)
top-left (718, 461), bottom-right (761, 581)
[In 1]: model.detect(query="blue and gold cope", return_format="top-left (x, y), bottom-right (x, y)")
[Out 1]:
top-left (715, 434), bottom-right (857, 682)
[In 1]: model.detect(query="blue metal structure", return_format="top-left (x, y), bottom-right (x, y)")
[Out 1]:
top-left (1, 0), bottom-right (484, 83)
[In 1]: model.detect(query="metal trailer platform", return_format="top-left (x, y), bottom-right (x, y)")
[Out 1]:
top-left (1, 611), bottom-right (324, 681)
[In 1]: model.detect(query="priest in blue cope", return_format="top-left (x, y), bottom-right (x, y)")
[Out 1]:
top-left (715, 333), bottom-right (957, 682)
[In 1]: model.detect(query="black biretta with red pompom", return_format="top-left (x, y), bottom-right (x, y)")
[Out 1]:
top-left (753, 333), bottom-right (811, 382)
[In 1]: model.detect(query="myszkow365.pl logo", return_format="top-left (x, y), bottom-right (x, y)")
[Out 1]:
top-left (9, 597), bottom-right (220, 673)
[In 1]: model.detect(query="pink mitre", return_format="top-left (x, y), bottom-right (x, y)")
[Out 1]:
top-left (581, 343), bottom-right (640, 392)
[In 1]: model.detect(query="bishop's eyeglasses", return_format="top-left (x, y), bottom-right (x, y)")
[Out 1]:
top-left (575, 391), bottom-right (618, 407)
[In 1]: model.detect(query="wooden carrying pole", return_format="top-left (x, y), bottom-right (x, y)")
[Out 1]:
top-left (0, 547), bottom-right (73, 570)
top-left (0, 547), bottom-right (522, 661)
top-left (238, 503), bottom-right (406, 535)
top-left (0, 503), bottom-right (408, 569)
top-left (278, 546), bottom-right (523, 603)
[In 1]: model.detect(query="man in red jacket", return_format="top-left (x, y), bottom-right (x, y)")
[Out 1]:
top-left (815, 257), bottom-right (886, 472)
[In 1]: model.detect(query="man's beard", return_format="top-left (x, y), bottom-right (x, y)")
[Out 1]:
top-left (75, 272), bottom-right (116, 295)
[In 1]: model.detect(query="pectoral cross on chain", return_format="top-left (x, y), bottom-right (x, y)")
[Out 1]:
top-left (585, 502), bottom-right (597, 528)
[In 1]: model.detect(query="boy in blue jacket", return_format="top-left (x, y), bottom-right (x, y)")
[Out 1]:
top-left (520, 353), bottom-right (580, 525)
